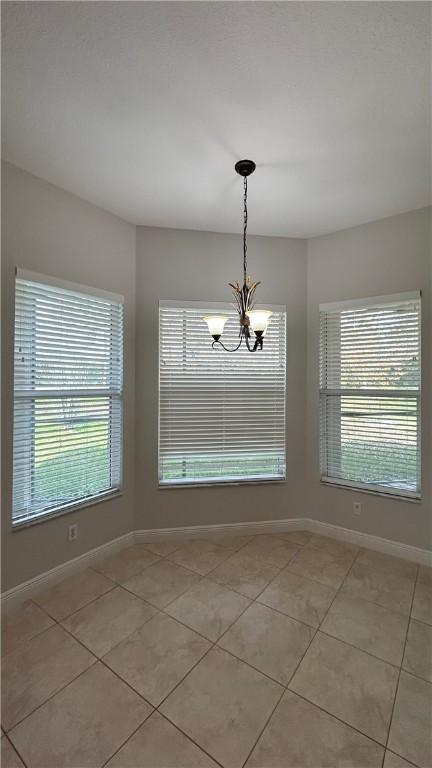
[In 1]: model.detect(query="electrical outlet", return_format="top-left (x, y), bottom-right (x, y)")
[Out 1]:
top-left (68, 523), bottom-right (78, 542)
top-left (353, 502), bottom-right (361, 515)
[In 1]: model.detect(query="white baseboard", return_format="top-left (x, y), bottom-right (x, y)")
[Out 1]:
top-left (2, 518), bottom-right (431, 610)
top-left (1, 531), bottom-right (134, 612)
top-left (305, 519), bottom-right (432, 567)
top-left (134, 517), bottom-right (431, 566)
top-left (133, 517), bottom-right (304, 543)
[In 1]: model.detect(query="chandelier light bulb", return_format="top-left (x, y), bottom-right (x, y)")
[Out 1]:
top-left (203, 315), bottom-right (228, 340)
top-left (246, 310), bottom-right (273, 336)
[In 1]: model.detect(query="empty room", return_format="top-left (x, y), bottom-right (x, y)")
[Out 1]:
top-left (1, 2), bottom-right (431, 767)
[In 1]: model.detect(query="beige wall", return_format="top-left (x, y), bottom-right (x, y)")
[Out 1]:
top-left (135, 226), bottom-right (308, 531)
top-left (306, 207), bottom-right (432, 550)
top-left (1, 163), bottom-right (136, 590)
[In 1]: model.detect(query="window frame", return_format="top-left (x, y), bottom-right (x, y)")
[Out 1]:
top-left (11, 269), bottom-right (124, 529)
top-left (158, 299), bottom-right (287, 488)
top-left (319, 291), bottom-right (421, 501)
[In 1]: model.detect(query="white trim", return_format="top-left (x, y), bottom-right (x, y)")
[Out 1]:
top-left (159, 299), bottom-right (286, 313)
top-left (320, 477), bottom-right (421, 501)
top-left (305, 519), bottom-right (431, 567)
top-left (16, 267), bottom-right (124, 304)
top-left (319, 388), bottom-right (419, 399)
top-left (15, 389), bottom-right (122, 399)
top-left (1, 532), bottom-right (134, 612)
top-left (319, 291), bottom-right (420, 312)
top-left (134, 518), bottom-right (304, 543)
top-left (2, 518), bottom-right (431, 610)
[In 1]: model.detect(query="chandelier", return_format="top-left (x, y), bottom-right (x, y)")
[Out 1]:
top-left (204, 159), bottom-right (272, 352)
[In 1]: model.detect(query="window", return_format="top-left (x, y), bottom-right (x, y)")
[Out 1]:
top-left (319, 292), bottom-right (421, 499)
top-left (159, 301), bottom-right (286, 485)
top-left (12, 269), bottom-right (123, 525)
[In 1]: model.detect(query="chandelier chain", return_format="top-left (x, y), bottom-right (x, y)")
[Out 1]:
top-left (243, 175), bottom-right (248, 283)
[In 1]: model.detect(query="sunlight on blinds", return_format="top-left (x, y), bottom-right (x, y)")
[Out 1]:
top-left (13, 273), bottom-right (123, 524)
top-left (319, 294), bottom-right (421, 498)
top-left (159, 304), bottom-right (286, 485)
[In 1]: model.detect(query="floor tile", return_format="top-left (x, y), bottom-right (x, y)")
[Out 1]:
top-left (245, 689), bottom-right (384, 768)
top-left (342, 562), bottom-right (415, 615)
top-left (210, 551), bottom-right (280, 599)
top-left (388, 671), bottom-right (432, 768)
top-left (1, 625), bottom-right (94, 730)
top-left (279, 530), bottom-right (313, 546)
top-left (140, 539), bottom-right (183, 556)
top-left (160, 646), bottom-right (283, 768)
top-left (32, 568), bottom-right (114, 621)
top-left (307, 534), bottom-right (359, 557)
top-left (103, 612), bottom-right (210, 706)
top-left (258, 568), bottom-right (335, 627)
top-left (93, 545), bottom-right (160, 582)
top-left (1, 736), bottom-right (25, 768)
top-left (122, 559), bottom-right (200, 608)
top-left (321, 591), bottom-right (408, 665)
top-left (219, 602), bottom-right (313, 685)
top-left (288, 546), bottom-right (354, 589)
top-left (106, 711), bottom-right (219, 767)
top-left (210, 534), bottom-right (254, 551)
top-left (166, 578), bottom-right (250, 641)
top-left (62, 586), bottom-right (156, 657)
top-left (411, 579), bottom-right (432, 625)
top-left (1, 600), bottom-right (54, 657)
top-left (403, 619), bottom-right (432, 682)
top-left (384, 751), bottom-right (417, 768)
top-left (356, 549), bottom-right (418, 580)
top-left (240, 535), bottom-right (299, 568)
top-left (8, 663), bottom-right (152, 768)
top-left (258, 568), bottom-right (336, 627)
top-left (168, 539), bottom-right (230, 575)
top-left (289, 632), bottom-right (398, 743)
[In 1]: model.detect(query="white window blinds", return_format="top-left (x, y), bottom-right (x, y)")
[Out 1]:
top-left (12, 270), bottom-right (123, 525)
top-left (159, 302), bottom-right (286, 485)
top-left (319, 293), bottom-right (421, 498)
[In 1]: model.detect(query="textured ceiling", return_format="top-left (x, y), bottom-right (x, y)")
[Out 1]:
top-left (2, 1), bottom-right (430, 237)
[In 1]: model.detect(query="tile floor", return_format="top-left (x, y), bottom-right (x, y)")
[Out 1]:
top-left (1, 532), bottom-right (431, 768)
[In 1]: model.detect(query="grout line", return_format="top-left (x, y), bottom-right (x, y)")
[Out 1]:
top-left (240, 685), bottom-right (286, 768)
top-left (213, 643), bottom-right (288, 689)
top-left (289, 688), bottom-right (390, 754)
top-left (5, 657), bottom-right (99, 735)
top-left (317, 627), bottom-right (406, 671)
top-left (60, 600), bottom-right (160, 661)
top-left (3, 733), bottom-right (29, 768)
top-left (99, 707), bottom-right (155, 768)
top-left (206, 555), bottom-right (297, 602)
top-left (383, 564), bottom-right (420, 764)
top-left (151, 712), bottom-right (226, 768)
top-left (32, 581), bottom-right (118, 623)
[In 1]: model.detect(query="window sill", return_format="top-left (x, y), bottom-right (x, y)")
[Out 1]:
top-left (159, 478), bottom-right (286, 489)
top-left (11, 489), bottom-right (123, 531)
top-left (320, 479), bottom-right (421, 503)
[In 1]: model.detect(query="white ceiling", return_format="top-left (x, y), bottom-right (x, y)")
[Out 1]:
top-left (2, 2), bottom-right (430, 237)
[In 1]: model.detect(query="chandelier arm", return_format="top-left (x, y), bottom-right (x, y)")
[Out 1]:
top-left (211, 338), bottom-right (244, 353)
top-left (244, 334), bottom-right (262, 353)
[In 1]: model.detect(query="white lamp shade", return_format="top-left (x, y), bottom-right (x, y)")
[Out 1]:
top-left (246, 310), bottom-right (273, 333)
top-left (203, 315), bottom-right (229, 337)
